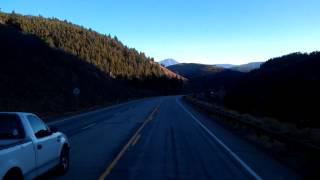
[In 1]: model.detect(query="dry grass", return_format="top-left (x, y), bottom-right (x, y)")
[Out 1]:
top-left (184, 95), bottom-right (320, 178)
top-left (184, 95), bottom-right (320, 146)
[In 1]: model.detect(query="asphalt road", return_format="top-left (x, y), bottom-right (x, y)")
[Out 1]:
top-left (43, 96), bottom-right (300, 180)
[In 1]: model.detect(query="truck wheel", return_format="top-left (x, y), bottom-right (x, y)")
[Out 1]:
top-left (3, 168), bottom-right (23, 180)
top-left (56, 148), bottom-right (69, 175)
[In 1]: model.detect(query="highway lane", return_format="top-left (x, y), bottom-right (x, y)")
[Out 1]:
top-left (42, 96), bottom-right (300, 180)
top-left (104, 96), bottom-right (300, 180)
top-left (41, 97), bottom-right (163, 179)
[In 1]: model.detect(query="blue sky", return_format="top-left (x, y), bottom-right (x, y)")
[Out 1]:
top-left (1, 0), bottom-right (320, 64)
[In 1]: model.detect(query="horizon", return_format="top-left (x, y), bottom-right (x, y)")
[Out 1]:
top-left (158, 58), bottom-right (265, 66)
top-left (1, 0), bottom-right (320, 64)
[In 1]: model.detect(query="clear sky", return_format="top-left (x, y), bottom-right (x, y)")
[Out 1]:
top-left (1, 0), bottom-right (320, 64)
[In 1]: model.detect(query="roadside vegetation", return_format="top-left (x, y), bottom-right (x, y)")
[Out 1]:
top-left (184, 94), bottom-right (320, 178)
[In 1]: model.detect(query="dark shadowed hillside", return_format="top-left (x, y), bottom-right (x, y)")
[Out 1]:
top-left (0, 14), bottom-right (183, 117)
top-left (192, 70), bottom-right (245, 91)
top-left (0, 24), bottom-right (121, 117)
top-left (225, 52), bottom-right (320, 127)
top-left (168, 63), bottom-right (223, 79)
top-left (168, 63), bottom-right (245, 92)
top-left (0, 12), bottom-right (182, 80)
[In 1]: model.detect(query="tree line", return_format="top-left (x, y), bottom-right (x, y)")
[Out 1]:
top-left (0, 12), bottom-right (183, 118)
top-left (0, 12), bottom-right (178, 80)
top-left (225, 52), bottom-right (320, 127)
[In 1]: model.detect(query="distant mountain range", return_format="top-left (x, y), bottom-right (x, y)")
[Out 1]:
top-left (167, 63), bottom-right (223, 79)
top-left (214, 62), bottom-right (263, 72)
top-left (167, 61), bottom-right (263, 79)
top-left (215, 64), bottom-right (236, 69)
top-left (163, 60), bottom-right (262, 92)
top-left (167, 63), bottom-right (245, 91)
top-left (230, 62), bottom-right (263, 72)
top-left (162, 58), bottom-right (263, 73)
top-left (159, 59), bottom-right (179, 67)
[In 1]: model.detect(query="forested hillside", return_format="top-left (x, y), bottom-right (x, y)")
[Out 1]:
top-left (225, 52), bottom-right (320, 127)
top-left (0, 24), bottom-right (119, 117)
top-left (0, 12), bottom-right (183, 117)
top-left (0, 12), bottom-right (182, 79)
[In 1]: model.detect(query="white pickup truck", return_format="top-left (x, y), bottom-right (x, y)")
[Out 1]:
top-left (0, 112), bottom-right (70, 180)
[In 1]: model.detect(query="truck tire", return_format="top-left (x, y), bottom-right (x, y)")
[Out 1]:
top-left (3, 168), bottom-right (23, 180)
top-left (56, 147), bottom-right (69, 175)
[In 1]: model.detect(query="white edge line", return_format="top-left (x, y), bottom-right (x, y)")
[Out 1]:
top-left (81, 123), bottom-right (96, 130)
top-left (176, 98), bottom-right (263, 180)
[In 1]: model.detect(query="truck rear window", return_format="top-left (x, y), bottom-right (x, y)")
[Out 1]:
top-left (0, 114), bottom-right (25, 139)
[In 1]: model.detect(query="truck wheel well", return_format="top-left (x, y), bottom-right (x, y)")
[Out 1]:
top-left (4, 167), bottom-right (23, 180)
top-left (62, 143), bottom-right (69, 153)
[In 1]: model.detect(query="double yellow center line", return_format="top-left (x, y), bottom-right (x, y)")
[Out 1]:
top-left (98, 105), bottom-right (160, 180)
